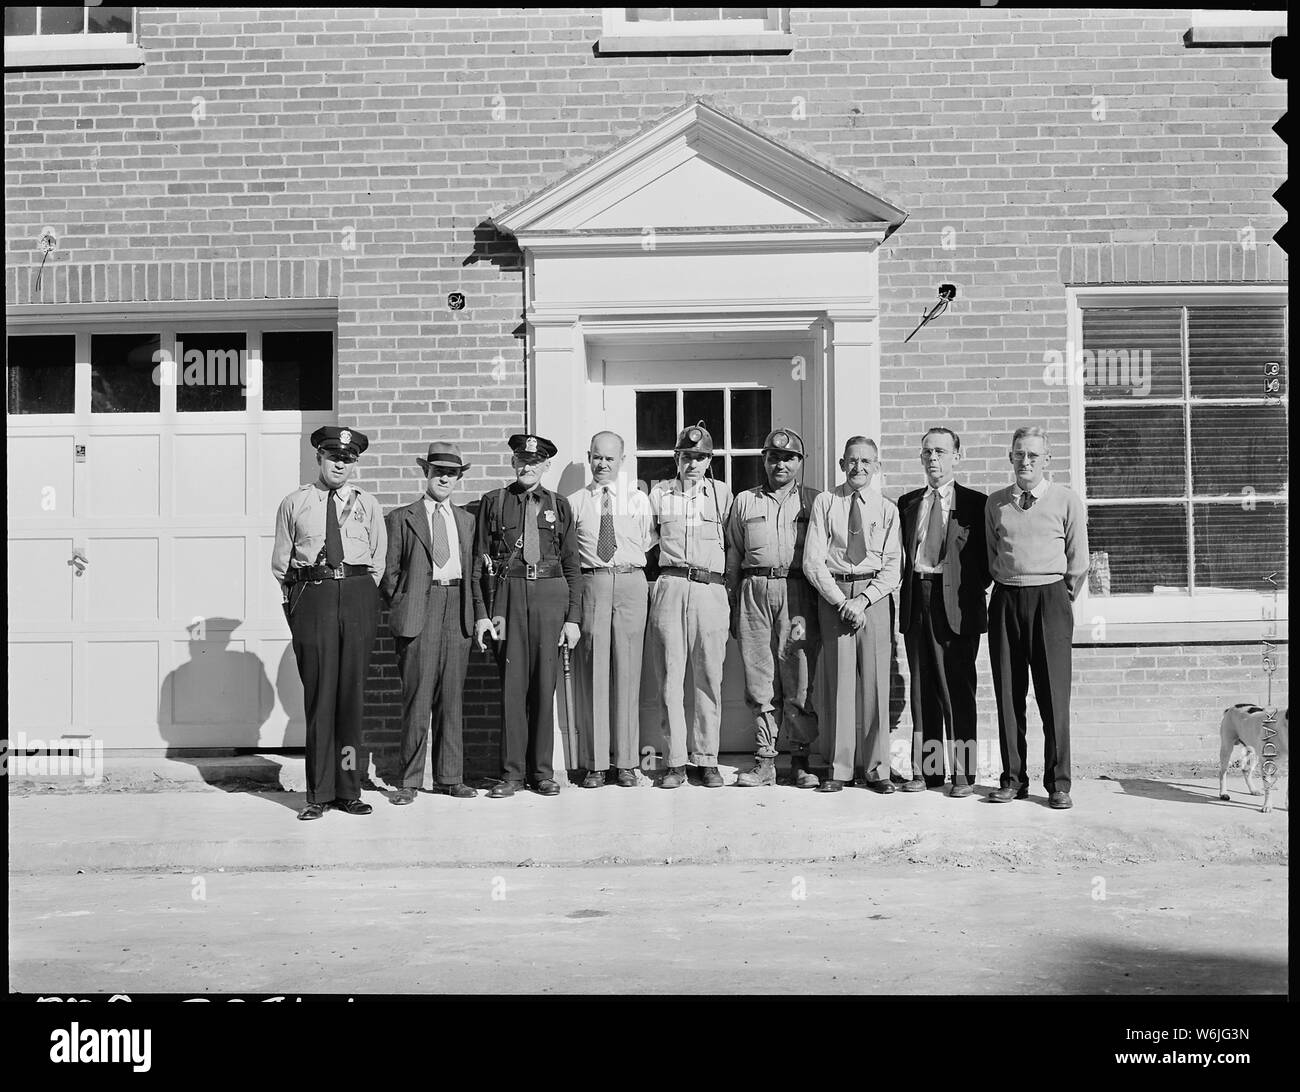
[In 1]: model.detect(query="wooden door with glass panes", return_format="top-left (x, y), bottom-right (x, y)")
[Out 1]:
top-left (602, 356), bottom-right (816, 756)
top-left (6, 320), bottom-right (336, 749)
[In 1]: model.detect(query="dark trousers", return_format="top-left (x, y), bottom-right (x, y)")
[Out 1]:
top-left (289, 575), bottom-right (380, 804)
top-left (905, 574), bottom-right (979, 787)
top-left (395, 586), bottom-right (472, 787)
top-left (494, 575), bottom-right (568, 785)
top-left (988, 580), bottom-right (1073, 794)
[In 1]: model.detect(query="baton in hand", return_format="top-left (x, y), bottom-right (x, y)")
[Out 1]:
top-left (560, 642), bottom-right (579, 772)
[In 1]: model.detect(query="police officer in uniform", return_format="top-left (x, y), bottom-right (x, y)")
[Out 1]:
top-left (471, 434), bottom-right (582, 798)
top-left (272, 426), bottom-right (386, 820)
top-left (646, 422), bottom-right (733, 788)
top-left (726, 427), bottom-right (822, 789)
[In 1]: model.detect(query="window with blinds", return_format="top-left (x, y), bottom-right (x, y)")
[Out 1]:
top-left (1080, 303), bottom-right (1287, 599)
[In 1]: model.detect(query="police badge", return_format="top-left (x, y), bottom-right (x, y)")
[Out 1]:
top-left (544, 509), bottom-right (556, 524)
top-left (339, 429), bottom-right (352, 446)
top-left (524, 436), bottom-right (538, 453)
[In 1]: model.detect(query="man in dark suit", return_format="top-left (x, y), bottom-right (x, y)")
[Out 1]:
top-left (381, 441), bottom-right (479, 803)
top-left (897, 427), bottom-right (990, 798)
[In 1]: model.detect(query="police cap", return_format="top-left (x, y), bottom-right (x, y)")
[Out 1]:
top-left (762, 427), bottom-right (805, 458)
top-left (508, 433), bottom-right (557, 464)
top-left (311, 425), bottom-right (369, 458)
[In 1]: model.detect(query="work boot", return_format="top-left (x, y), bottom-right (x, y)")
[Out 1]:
top-left (735, 755), bottom-right (776, 787)
top-left (790, 753), bottom-right (820, 789)
top-left (659, 766), bottom-right (686, 789)
top-left (698, 766), bottom-right (724, 788)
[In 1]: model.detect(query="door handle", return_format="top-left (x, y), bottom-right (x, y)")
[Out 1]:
top-left (69, 543), bottom-right (88, 576)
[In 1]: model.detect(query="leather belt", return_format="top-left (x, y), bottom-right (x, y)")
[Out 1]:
top-left (430, 578), bottom-right (461, 587)
top-left (285, 563), bottom-right (370, 583)
top-left (502, 561), bottom-right (565, 580)
top-left (832, 570), bottom-right (878, 582)
top-left (915, 571), bottom-right (943, 581)
top-left (581, 564), bottom-right (642, 575)
top-left (659, 566), bottom-right (726, 586)
top-left (741, 566), bottom-right (804, 580)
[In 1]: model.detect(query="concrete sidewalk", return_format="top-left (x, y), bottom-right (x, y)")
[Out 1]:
top-left (9, 770), bottom-right (1288, 874)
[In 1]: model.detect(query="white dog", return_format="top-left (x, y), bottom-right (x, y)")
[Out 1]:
top-left (1218, 704), bottom-right (1288, 813)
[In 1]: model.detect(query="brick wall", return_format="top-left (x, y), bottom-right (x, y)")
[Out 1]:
top-left (5, 8), bottom-right (1286, 772)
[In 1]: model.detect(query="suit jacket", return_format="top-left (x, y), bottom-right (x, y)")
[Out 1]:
top-left (381, 496), bottom-right (476, 639)
top-left (898, 480), bottom-right (991, 636)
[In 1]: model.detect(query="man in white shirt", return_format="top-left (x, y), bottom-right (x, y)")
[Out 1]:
top-left (381, 441), bottom-right (480, 803)
top-left (567, 431), bottom-right (655, 788)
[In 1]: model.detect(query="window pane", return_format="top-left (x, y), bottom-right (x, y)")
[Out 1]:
top-left (1083, 405), bottom-right (1185, 499)
top-left (682, 389), bottom-right (723, 441)
top-left (91, 332), bottom-right (159, 413)
top-left (1086, 505), bottom-right (1189, 595)
top-left (1081, 308), bottom-right (1183, 401)
top-left (731, 454), bottom-right (763, 494)
top-left (1189, 306), bottom-right (1287, 399)
top-left (87, 6), bottom-right (132, 33)
top-left (262, 331), bottom-right (332, 411)
top-left (709, 454), bottom-right (725, 482)
top-left (41, 6), bottom-right (85, 34)
top-left (1190, 403), bottom-right (1287, 497)
top-left (729, 388), bottom-right (771, 449)
top-left (626, 8), bottom-right (672, 22)
top-left (1194, 501), bottom-right (1287, 591)
top-left (5, 8), bottom-right (38, 35)
top-left (636, 456), bottom-right (677, 493)
top-left (673, 8), bottom-right (723, 20)
top-left (635, 389), bottom-right (676, 450)
top-left (6, 334), bottom-right (75, 414)
top-left (176, 332), bottom-right (248, 412)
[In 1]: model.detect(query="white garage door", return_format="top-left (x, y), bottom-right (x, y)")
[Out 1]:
top-left (6, 312), bottom-right (336, 750)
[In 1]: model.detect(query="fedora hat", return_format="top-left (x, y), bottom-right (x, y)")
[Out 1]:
top-left (417, 441), bottom-right (470, 473)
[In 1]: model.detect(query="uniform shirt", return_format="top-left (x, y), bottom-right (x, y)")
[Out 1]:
top-left (985, 479), bottom-right (1090, 600)
top-left (913, 478), bottom-right (955, 574)
top-left (421, 493), bottom-right (463, 580)
top-left (724, 482), bottom-right (819, 583)
top-left (567, 475), bottom-right (655, 569)
top-left (648, 476), bottom-right (733, 574)
top-left (271, 481), bottom-right (386, 586)
top-left (802, 483), bottom-right (902, 608)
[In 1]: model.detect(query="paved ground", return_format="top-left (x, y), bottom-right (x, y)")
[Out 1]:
top-left (9, 770), bottom-right (1288, 996)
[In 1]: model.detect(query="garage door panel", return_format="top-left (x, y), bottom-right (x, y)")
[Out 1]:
top-left (256, 533), bottom-right (292, 628)
top-left (168, 638), bottom-right (271, 732)
top-left (89, 434), bottom-right (160, 517)
top-left (9, 538), bottom-right (74, 622)
top-left (7, 434), bottom-right (75, 520)
top-left (86, 641), bottom-right (160, 743)
top-left (172, 536), bottom-right (246, 622)
top-left (261, 431), bottom-right (314, 512)
top-left (88, 537), bottom-right (159, 622)
top-left (263, 637), bottom-right (306, 747)
top-left (174, 433), bottom-right (247, 516)
top-left (7, 642), bottom-right (74, 730)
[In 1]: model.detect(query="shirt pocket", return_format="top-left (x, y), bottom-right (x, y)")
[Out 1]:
top-left (742, 514), bottom-right (770, 549)
top-left (341, 508), bottom-right (372, 549)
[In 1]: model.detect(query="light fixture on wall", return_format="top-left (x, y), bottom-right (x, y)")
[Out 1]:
top-left (904, 283), bottom-right (957, 343)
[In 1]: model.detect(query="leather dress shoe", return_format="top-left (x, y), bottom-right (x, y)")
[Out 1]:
top-left (333, 798), bottom-right (372, 815)
top-left (816, 778), bottom-right (845, 793)
top-left (582, 769), bottom-right (607, 788)
top-left (865, 779), bottom-right (895, 795)
top-left (986, 785), bottom-right (1029, 803)
top-left (659, 766), bottom-right (686, 789)
top-left (1049, 790), bottom-right (1073, 810)
top-left (390, 787), bottom-right (417, 806)
top-left (488, 780), bottom-right (523, 799)
top-left (533, 779), bottom-right (560, 796)
top-left (698, 765), bottom-right (724, 788)
top-left (899, 778), bottom-right (926, 792)
top-left (616, 768), bottom-right (638, 787)
top-left (297, 802), bottom-right (327, 820)
top-left (948, 783), bottom-right (974, 798)
top-left (444, 783), bottom-right (477, 799)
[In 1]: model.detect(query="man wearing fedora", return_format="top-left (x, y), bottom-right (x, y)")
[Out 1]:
top-left (381, 441), bottom-right (479, 804)
top-left (272, 426), bottom-right (386, 820)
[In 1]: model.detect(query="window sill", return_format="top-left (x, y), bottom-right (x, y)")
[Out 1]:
top-left (4, 42), bottom-right (145, 71)
top-left (595, 32), bottom-right (794, 55)
top-left (1072, 619), bottom-right (1287, 646)
top-left (1183, 23), bottom-right (1284, 48)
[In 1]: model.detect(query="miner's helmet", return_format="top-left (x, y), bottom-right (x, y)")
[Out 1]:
top-left (673, 421), bottom-right (714, 456)
top-left (761, 427), bottom-right (805, 458)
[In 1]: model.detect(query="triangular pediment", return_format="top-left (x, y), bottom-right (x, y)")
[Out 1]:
top-left (493, 99), bottom-right (907, 238)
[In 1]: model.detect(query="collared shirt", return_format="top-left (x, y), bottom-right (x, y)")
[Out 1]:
top-left (724, 482), bottom-right (817, 581)
top-left (567, 475), bottom-right (655, 569)
top-left (802, 482), bottom-right (902, 607)
top-left (986, 479), bottom-right (1090, 599)
top-left (914, 478), bottom-right (955, 574)
top-left (1013, 478), bottom-right (1051, 509)
top-left (421, 493), bottom-right (462, 580)
top-left (648, 476), bottom-right (733, 573)
top-left (271, 481), bottom-right (386, 586)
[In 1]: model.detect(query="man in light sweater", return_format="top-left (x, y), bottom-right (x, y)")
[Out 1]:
top-left (984, 427), bottom-right (1089, 810)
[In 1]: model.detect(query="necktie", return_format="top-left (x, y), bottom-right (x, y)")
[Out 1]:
top-left (919, 488), bottom-right (945, 567)
top-left (846, 491), bottom-right (868, 566)
top-left (522, 493), bottom-right (540, 564)
top-left (1020, 490), bottom-right (1036, 511)
top-left (596, 487), bottom-right (616, 563)
top-left (325, 488), bottom-right (344, 568)
top-left (430, 502), bottom-right (450, 567)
